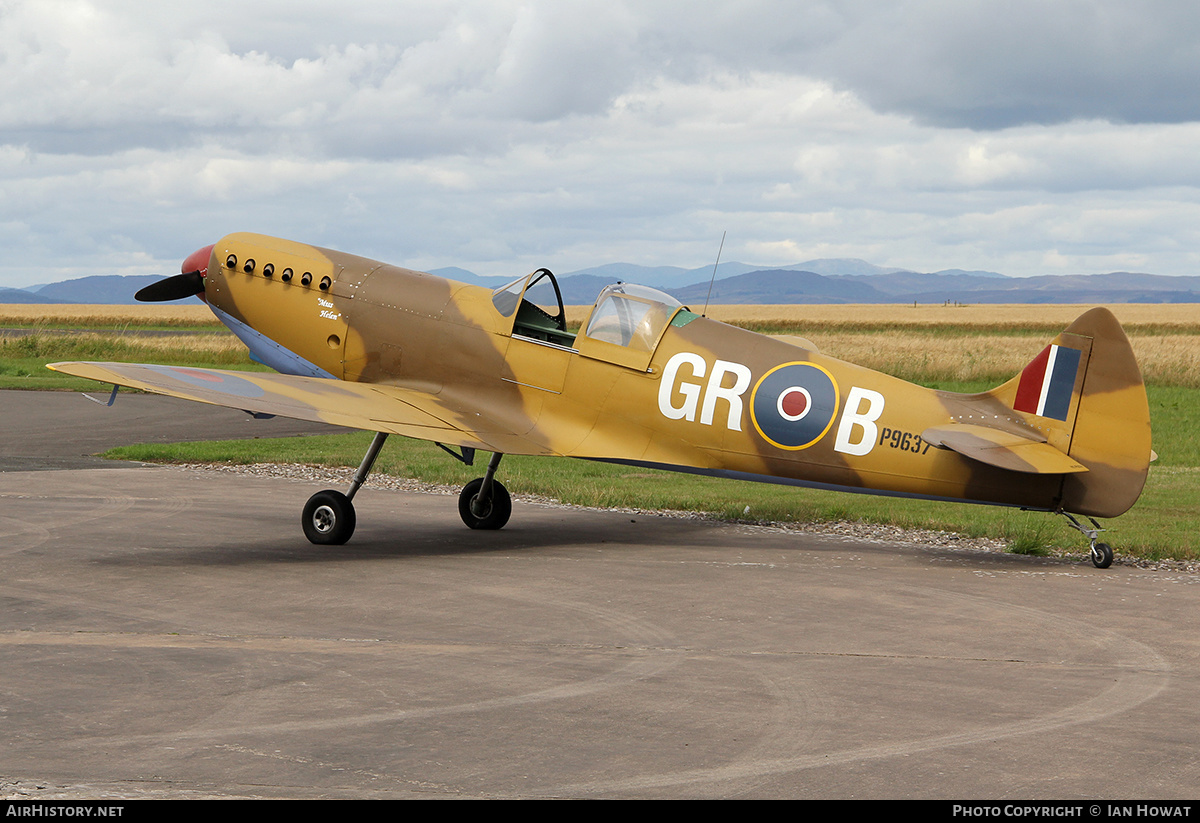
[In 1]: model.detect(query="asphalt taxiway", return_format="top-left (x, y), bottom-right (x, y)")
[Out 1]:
top-left (1, 390), bottom-right (1197, 799)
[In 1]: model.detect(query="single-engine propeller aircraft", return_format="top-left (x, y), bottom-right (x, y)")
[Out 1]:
top-left (50, 234), bottom-right (1152, 567)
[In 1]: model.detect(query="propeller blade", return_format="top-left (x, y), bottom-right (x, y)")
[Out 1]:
top-left (135, 270), bottom-right (205, 302)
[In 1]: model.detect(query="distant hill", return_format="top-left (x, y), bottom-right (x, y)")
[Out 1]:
top-left (3, 264), bottom-right (1197, 305)
top-left (928, 268), bottom-right (1008, 279)
top-left (836, 270), bottom-right (1200, 304)
top-left (670, 270), bottom-right (888, 305)
top-left (0, 287), bottom-right (73, 304)
top-left (561, 261), bottom-right (765, 291)
top-left (558, 258), bottom-right (922, 290)
top-left (556, 274), bottom-right (621, 305)
top-left (659, 268), bottom-right (1200, 305)
top-left (833, 270), bottom-right (1020, 296)
top-left (790, 258), bottom-right (912, 278)
top-left (28, 275), bottom-right (164, 305)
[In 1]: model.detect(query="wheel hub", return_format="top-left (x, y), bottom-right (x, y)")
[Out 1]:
top-left (313, 505), bottom-right (336, 533)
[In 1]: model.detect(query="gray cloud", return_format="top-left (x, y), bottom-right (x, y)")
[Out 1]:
top-left (802, 1), bottom-right (1200, 129)
top-left (1, 0), bottom-right (1199, 289)
top-left (7, 1), bottom-right (1199, 155)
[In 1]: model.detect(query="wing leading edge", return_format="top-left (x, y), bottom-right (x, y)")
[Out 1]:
top-left (47, 361), bottom-right (551, 456)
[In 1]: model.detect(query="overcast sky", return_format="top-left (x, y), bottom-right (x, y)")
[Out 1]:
top-left (3, 0), bottom-right (1200, 289)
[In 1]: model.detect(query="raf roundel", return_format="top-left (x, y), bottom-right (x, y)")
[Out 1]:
top-left (145, 364), bottom-right (266, 399)
top-left (751, 362), bottom-right (840, 450)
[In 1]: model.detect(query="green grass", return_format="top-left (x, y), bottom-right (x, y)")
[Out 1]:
top-left (0, 333), bottom-right (263, 390)
top-left (102, 384), bottom-right (1198, 561)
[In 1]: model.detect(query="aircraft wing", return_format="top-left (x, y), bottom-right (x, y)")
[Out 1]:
top-left (48, 361), bottom-right (551, 455)
top-left (921, 423), bottom-right (1088, 474)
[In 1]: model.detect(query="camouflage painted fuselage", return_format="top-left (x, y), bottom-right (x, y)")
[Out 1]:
top-left (47, 232), bottom-right (1149, 525)
top-left (175, 233), bottom-right (1149, 519)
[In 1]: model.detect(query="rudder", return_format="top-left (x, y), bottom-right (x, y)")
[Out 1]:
top-left (988, 308), bottom-right (1151, 517)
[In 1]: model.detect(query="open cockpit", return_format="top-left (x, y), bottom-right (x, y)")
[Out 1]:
top-left (491, 269), bottom-right (574, 348)
top-left (492, 269), bottom-right (695, 363)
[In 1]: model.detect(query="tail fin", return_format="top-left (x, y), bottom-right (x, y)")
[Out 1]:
top-left (987, 307), bottom-right (1151, 517)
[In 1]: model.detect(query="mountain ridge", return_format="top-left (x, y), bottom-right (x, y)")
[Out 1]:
top-left (6, 260), bottom-right (1196, 305)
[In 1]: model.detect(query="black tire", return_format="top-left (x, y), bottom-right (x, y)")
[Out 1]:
top-left (458, 478), bottom-right (512, 530)
top-left (1091, 542), bottom-right (1114, 569)
top-left (302, 490), bottom-right (356, 545)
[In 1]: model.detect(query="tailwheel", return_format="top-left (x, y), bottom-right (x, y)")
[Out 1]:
top-left (459, 477), bottom-right (511, 530)
top-left (1060, 511), bottom-right (1115, 569)
top-left (303, 490), bottom-right (356, 545)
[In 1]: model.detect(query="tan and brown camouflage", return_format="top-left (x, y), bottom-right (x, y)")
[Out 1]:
top-left (51, 232), bottom-right (1153, 535)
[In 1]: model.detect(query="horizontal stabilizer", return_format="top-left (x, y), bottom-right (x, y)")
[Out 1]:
top-left (922, 423), bottom-right (1089, 474)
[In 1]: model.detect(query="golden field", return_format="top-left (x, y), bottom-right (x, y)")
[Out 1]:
top-left (721, 304), bottom-right (1200, 388)
top-left (565, 302), bottom-right (1200, 332)
top-left (5, 302), bottom-right (1198, 388)
top-left (574, 303), bottom-right (1200, 388)
top-left (696, 302), bottom-right (1200, 331)
top-left (12, 301), bottom-right (1195, 334)
top-left (0, 304), bottom-right (221, 327)
top-left (799, 331), bottom-right (1199, 387)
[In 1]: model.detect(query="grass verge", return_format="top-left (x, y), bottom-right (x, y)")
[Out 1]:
top-left (0, 331), bottom-right (261, 390)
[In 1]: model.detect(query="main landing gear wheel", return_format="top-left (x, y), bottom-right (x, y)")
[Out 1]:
top-left (298, 431), bottom-right (387, 546)
top-left (303, 490), bottom-right (356, 545)
top-left (459, 477), bottom-right (512, 530)
top-left (1091, 542), bottom-right (1114, 569)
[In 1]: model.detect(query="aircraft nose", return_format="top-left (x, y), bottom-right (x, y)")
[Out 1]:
top-left (182, 244), bottom-right (215, 277)
top-left (133, 243), bottom-right (214, 302)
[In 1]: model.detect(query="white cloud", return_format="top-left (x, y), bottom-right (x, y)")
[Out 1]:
top-left (1, 0), bottom-right (1199, 289)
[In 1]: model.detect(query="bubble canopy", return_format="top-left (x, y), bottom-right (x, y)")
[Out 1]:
top-left (584, 283), bottom-right (686, 351)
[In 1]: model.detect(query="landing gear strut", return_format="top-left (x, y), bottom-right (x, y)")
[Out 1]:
top-left (1060, 511), bottom-right (1114, 569)
top-left (301, 437), bottom-right (512, 543)
top-left (302, 431), bottom-right (389, 545)
top-left (458, 452), bottom-right (511, 530)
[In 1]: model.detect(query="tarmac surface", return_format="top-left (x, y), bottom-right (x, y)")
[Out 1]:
top-left (1, 389), bottom-right (1198, 799)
